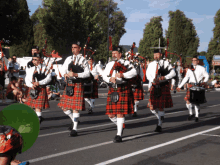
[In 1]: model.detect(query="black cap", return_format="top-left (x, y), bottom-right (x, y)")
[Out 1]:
top-left (72, 41), bottom-right (81, 47)
top-left (134, 56), bottom-right (139, 60)
top-left (32, 46), bottom-right (39, 50)
top-left (112, 46), bottom-right (122, 53)
top-left (154, 49), bottom-right (161, 53)
top-left (33, 53), bottom-right (41, 58)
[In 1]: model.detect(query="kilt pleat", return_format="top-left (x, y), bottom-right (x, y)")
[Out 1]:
top-left (84, 80), bottom-right (98, 99)
top-left (25, 87), bottom-right (49, 109)
top-left (106, 84), bottom-right (134, 115)
top-left (58, 83), bottom-right (85, 111)
top-left (184, 84), bottom-right (193, 102)
top-left (149, 84), bottom-right (173, 109)
top-left (133, 83), bottom-right (144, 100)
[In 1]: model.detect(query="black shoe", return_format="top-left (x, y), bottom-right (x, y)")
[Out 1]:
top-left (154, 125), bottom-right (162, 132)
top-left (113, 135), bottom-right (122, 143)
top-left (38, 116), bottom-right (44, 124)
top-left (69, 130), bottom-right (78, 137)
top-left (195, 117), bottom-right (199, 122)
top-left (161, 116), bottom-right (164, 122)
top-left (88, 109), bottom-right (93, 114)
top-left (187, 114), bottom-right (195, 121)
top-left (132, 112), bottom-right (137, 117)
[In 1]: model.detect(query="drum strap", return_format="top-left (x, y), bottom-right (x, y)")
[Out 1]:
top-left (192, 71), bottom-right (198, 84)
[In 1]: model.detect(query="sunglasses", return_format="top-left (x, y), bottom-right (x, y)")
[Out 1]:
top-left (192, 60), bottom-right (198, 61)
top-left (12, 58), bottom-right (16, 59)
top-left (32, 59), bottom-right (38, 61)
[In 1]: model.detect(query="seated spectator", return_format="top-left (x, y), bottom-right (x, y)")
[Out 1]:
top-left (48, 77), bottom-right (60, 100)
top-left (6, 76), bottom-right (26, 103)
top-left (51, 69), bottom-right (57, 77)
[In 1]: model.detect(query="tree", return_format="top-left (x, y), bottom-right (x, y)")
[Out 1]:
top-left (31, 0), bottom-right (126, 62)
top-left (0, 0), bottom-right (24, 45)
top-left (207, 9), bottom-right (220, 63)
top-left (166, 10), bottom-right (199, 63)
top-left (9, 0), bottom-right (34, 57)
top-left (138, 16), bottom-right (165, 61)
top-left (199, 51), bottom-right (207, 56)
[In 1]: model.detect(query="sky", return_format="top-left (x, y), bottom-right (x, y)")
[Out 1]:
top-left (27, 0), bottom-right (220, 52)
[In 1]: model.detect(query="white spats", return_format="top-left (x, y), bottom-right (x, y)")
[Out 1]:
top-left (158, 111), bottom-right (165, 126)
top-left (109, 116), bottom-right (117, 125)
top-left (91, 99), bottom-right (95, 109)
top-left (194, 104), bottom-right (200, 117)
top-left (36, 112), bottom-right (42, 117)
top-left (73, 113), bottom-right (80, 131)
top-left (117, 118), bottom-right (125, 136)
top-left (186, 103), bottom-right (193, 115)
top-left (150, 110), bottom-right (159, 119)
top-left (85, 98), bottom-right (92, 107)
top-left (64, 110), bottom-right (74, 122)
top-left (134, 101), bottom-right (139, 112)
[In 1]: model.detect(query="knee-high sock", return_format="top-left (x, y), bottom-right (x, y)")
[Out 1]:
top-left (158, 111), bottom-right (165, 126)
top-left (36, 112), bottom-right (42, 117)
top-left (64, 110), bottom-right (74, 122)
top-left (117, 117), bottom-right (125, 136)
top-left (134, 101), bottom-right (139, 112)
top-left (186, 103), bottom-right (193, 115)
top-left (91, 99), bottom-right (95, 109)
top-left (85, 98), bottom-right (92, 107)
top-left (72, 113), bottom-right (80, 131)
top-left (194, 104), bottom-right (200, 117)
top-left (150, 110), bottom-right (159, 119)
top-left (109, 116), bottom-right (117, 125)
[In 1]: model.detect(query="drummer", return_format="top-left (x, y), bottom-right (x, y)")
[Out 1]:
top-left (176, 56), bottom-right (209, 122)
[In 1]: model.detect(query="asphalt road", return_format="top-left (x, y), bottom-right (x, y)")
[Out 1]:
top-left (1, 87), bottom-right (220, 165)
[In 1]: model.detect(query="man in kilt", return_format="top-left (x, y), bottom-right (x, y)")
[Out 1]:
top-left (102, 46), bottom-right (137, 143)
top-left (58, 41), bottom-right (90, 137)
top-left (27, 46), bottom-right (40, 68)
top-left (146, 49), bottom-right (176, 132)
top-left (25, 53), bottom-right (52, 123)
top-left (130, 55), bottom-right (144, 117)
top-left (84, 55), bottom-right (102, 114)
top-left (177, 55), bottom-right (209, 122)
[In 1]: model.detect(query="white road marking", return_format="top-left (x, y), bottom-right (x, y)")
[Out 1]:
top-left (95, 125), bottom-right (220, 165)
top-left (39, 104), bottom-right (220, 137)
top-left (201, 134), bottom-right (220, 137)
top-left (38, 110), bottom-right (186, 138)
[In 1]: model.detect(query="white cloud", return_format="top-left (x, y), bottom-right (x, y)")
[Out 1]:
top-left (197, 30), bottom-right (204, 35)
top-left (127, 11), bottom-right (157, 22)
top-left (146, 0), bottom-right (182, 9)
top-left (192, 18), bottom-right (205, 24)
top-left (198, 42), bottom-right (209, 52)
top-left (119, 29), bottom-right (143, 47)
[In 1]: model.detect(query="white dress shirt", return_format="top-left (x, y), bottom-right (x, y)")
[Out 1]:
top-left (89, 63), bottom-right (103, 77)
top-left (60, 54), bottom-right (90, 79)
top-left (178, 65), bottom-right (209, 88)
top-left (102, 59), bottom-right (137, 84)
top-left (146, 59), bottom-right (176, 83)
top-left (25, 64), bottom-right (52, 88)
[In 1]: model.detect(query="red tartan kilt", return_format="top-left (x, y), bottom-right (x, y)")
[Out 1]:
top-left (84, 80), bottom-right (98, 99)
top-left (106, 84), bottom-right (134, 115)
top-left (184, 84), bottom-right (193, 101)
top-left (58, 83), bottom-right (85, 111)
top-left (149, 84), bottom-right (173, 109)
top-left (25, 87), bottom-right (49, 109)
top-left (133, 82), bottom-right (144, 100)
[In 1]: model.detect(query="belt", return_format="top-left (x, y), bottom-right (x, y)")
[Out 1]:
top-left (109, 83), bottom-right (127, 88)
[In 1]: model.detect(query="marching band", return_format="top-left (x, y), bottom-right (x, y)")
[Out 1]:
top-left (1, 40), bottom-right (212, 143)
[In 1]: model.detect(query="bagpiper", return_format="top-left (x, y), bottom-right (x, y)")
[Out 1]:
top-left (177, 55), bottom-right (209, 122)
top-left (58, 41), bottom-right (90, 137)
top-left (146, 49), bottom-right (176, 132)
top-left (27, 46), bottom-right (40, 68)
top-left (25, 53), bottom-right (52, 123)
top-left (102, 46), bottom-right (137, 143)
top-left (130, 54), bottom-right (144, 117)
top-left (84, 55), bottom-right (102, 114)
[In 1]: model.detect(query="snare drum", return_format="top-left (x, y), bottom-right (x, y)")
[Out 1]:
top-left (189, 86), bottom-right (207, 104)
